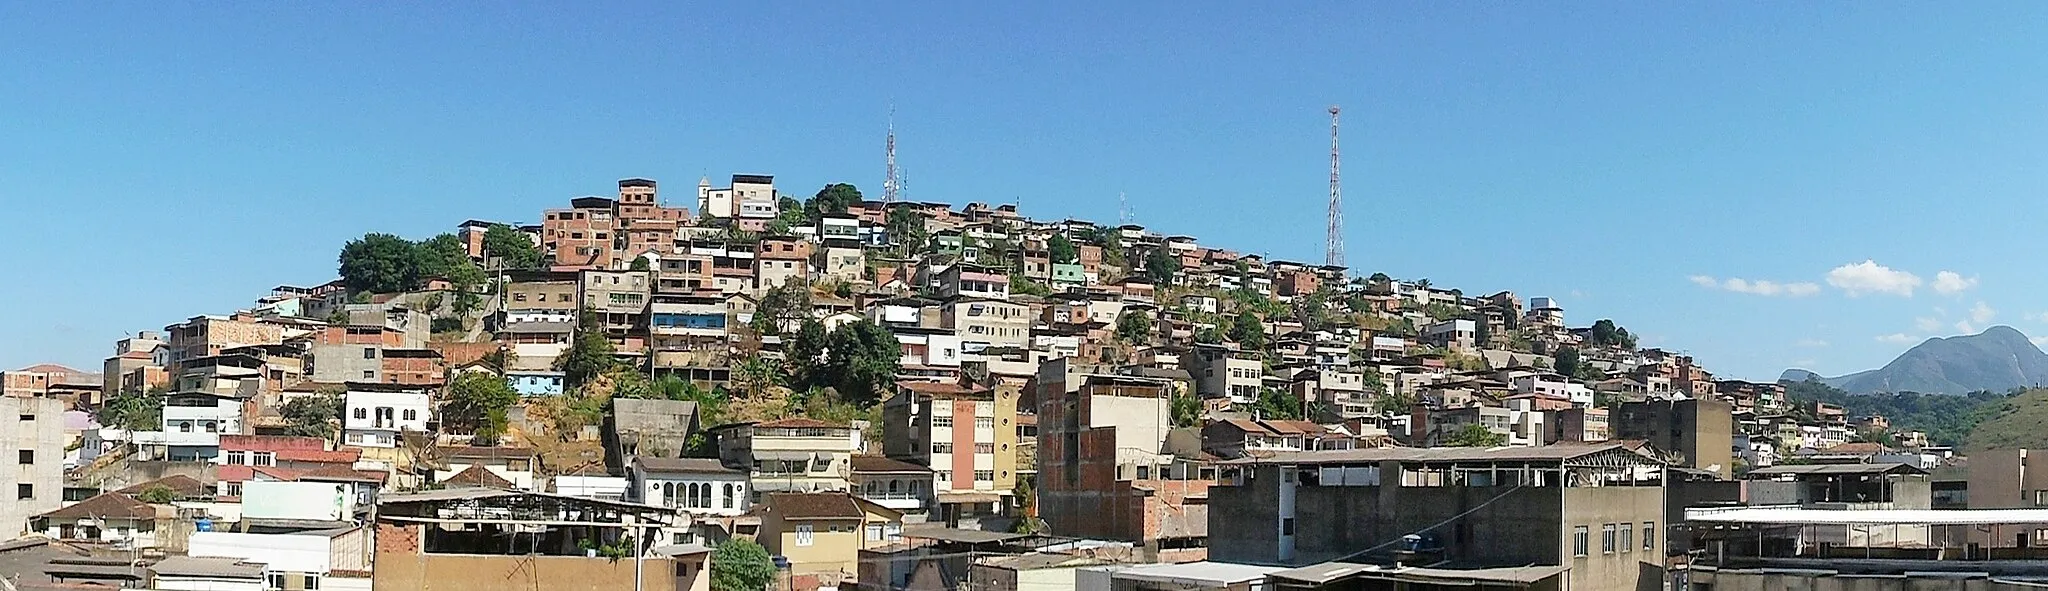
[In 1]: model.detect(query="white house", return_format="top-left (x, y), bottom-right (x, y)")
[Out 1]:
top-left (341, 385), bottom-right (431, 449)
top-left (627, 456), bottom-right (751, 517)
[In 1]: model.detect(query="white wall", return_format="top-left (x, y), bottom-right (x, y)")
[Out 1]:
top-left (190, 532), bottom-right (334, 573)
top-left (242, 481), bottom-right (356, 521)
top-left (154, 576), bottom-right (264, 591)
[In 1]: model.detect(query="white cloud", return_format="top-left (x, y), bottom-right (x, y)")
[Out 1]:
top-left (2032, 336), bottom-right (2048, 346)
top-left (1956, 320), bottom-right (1977, 334)
top-left (1933, 271), bottom-right (1978, 295)
top-left (1826, 260), bottom-right (1922, 297)
top-left (1876, 333), bottom-right (1917, 344)
top-left (1914, 317), bottom-right (1944, 332)
top-left (1794, 338), bottom-right (1829, 348)
top-left (1688, 275), bottom-right (1822, 297)
top-left (1792, 359), bottom-right (1818, 367)
top-left (1971, 301), bottom-right (1997, 324)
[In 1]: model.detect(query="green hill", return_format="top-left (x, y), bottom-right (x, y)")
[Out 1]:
top-left (1965, 388), bottom-right (2048, 452)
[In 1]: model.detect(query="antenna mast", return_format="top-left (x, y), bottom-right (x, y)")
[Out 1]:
top-left (884, 105), bottom-right (899, 204)
top-left (1326, 105), bottom-right (1345, 268)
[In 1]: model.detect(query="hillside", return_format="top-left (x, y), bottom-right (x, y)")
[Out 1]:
top-left (1780, 326), bottom-right (2048, 394)
top-left (1783, 378), bottom-right (2007, 446)
top-left (1964, 388), bottom-right (2048, 452)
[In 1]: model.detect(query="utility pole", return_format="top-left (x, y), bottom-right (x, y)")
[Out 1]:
top-left (1326, 105), bottom-right (1345, 268)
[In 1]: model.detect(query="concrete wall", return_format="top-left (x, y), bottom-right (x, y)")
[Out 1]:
top-left (1209, 463), bottom-right (1566, 566)
top-left (0, 397), bottom-right (65, 539)
top-left (373, 552), bottom-right (683, 591)
top-left (1966, 449), bottom-right (2048, 509)
top-left (1691, 568), bottom-right (2033, 591)
top-left (1562, 486), bottom-right (1664, 591)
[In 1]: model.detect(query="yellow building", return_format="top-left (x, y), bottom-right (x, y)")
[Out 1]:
top-left (752, 492), bottom-right (905, 577)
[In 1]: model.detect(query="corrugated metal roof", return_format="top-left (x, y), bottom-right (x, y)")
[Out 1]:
top-left (1220, 442), bottom-right (1652, 465)
top-left (1747, 462), bottom-right (1924, 476)
top-left (1690, 508), bottom-right (2048, 525)
top-left (1269, 563), bottom-right (1568, 585)
top-left (1108, 561), bottom-right (1285, 585)
top-left (149, 557), bottom-right (266, 580)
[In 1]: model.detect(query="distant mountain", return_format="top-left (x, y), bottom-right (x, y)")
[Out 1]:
top-left (1782, 326), bottom-right (2048, 395)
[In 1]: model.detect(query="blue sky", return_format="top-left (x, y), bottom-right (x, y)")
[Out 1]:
top-left (5, 3), bottom-right (2048, 380)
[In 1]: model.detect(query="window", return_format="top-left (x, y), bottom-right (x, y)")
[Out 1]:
top-left (253, 452), bottom-right (274, 467)
top-left (974, 470), bottom-right (994, 482)
top-left (362, 370), bottom-right (375, 379)
top-left (795, 525), bottom-right (814, 546)
top-left (224, 482), bottom-right (243, 497)
top-left (724, 483), bottom-right (736, 509)
top-left (975, 417), bottom-right (994, 429)
top-left (1283, 517), bottom-right (1296, 536)
top-left (226, 451), bottom-right (246, 465)
top-left (1136, 465), bottom-right (1150, 480)
top-left (17, 484), bottom-right (31, 500)
top-left (1619, 523), bottom-right (1633, 553)
top-left (975, 443), bottom-right (994, 454)
top-left (179, 422), bottom-right (193, 433)
top-left (19, 414), bottom-right (32, 421)
top-left (18, 450), bottom-right (31, 465)
top-left (304, 575), bottom-right (320, 590)
top-left (403, 409), bottom-right (418, 421)
top-left (267, 573), bottom-right (286, 591)
top-left (204, 421), bottom-right (219, 433)
top-left (1573, 526), bottom-right (1589, 557)
top-left (1601, 524), bottom-right (1616, 554)
top-left (867, 524), bottom-right (884, 542)
top-left (931, 442), bottom-right (952, 454)
top-left (363, 348), bottom-right (377, 359)
top-left (936, 471), bottom-right (952, 482)
top-left (1644, 521), bottom-right (1655, 550)
top-left (353, 408), bottom-right (367, 419)
top-left (933, 416), bottom-right (953, 428)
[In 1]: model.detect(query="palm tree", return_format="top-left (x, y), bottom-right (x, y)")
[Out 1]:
top-left (732, 357), bottom-right (778, 398)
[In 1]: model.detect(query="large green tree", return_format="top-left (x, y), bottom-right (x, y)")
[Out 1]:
top-left (98, 386), bottom-right (166, 431)
top-left (786, 318), bottom-right (829, 384)
top-left (443, 372), bottom-right (519, 444)
top-left (1229, 313), bottom-right (1267, 351)
top-left (821, 320), bottom-right (901, 407)
top-left (885, 205), bottom-right (927, 253)
top-left (1254, 387), bottom-right (1304, 421)
top-left (809, 183), bottom-right (863, 218)
top-left (338, 233), bottom-right (418, 293)
top-left (1445, 423), bottom-right (1509, 447)
top-left (482, 224), bottom-right (543, 270)
top-left (280, 390), bottom-right (343, 439)
top-left (1116, 310), bottom-right (1154, 343)
top-left (1047, 234), bottom-right (1079, 265)
top-left (1170, 391), bottom-right (1203, 428)
top-left (557, 308), bottom-right (619, 387)
top-left (710, 538), bottom-right (777, 591)
top-left (1143, 248), bottom-right (1180, 285)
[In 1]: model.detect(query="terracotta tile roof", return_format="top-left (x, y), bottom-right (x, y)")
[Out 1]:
top-left (276, 449), bottom-right (362, 463)
top-left (298, 465), bottom-right (387, 483)
top-left (40, 493), bottom-right (158, 520)
top-left (443, 465), bottom-right (514, 488)
top-left (436, 446), bottom-right (538, 461)
top-left (895, 381), bottom-right (990, 397)
top-left (762, 492), bottom-right (865, 520)
top-left (754, 418), bottom-right (845, 429)
top-left (1820, 442), bottom-right (1891, 455)
top-left (850, 455), bottom-right (931, 474)
top-left (115, 475), bottom-right (210, 499)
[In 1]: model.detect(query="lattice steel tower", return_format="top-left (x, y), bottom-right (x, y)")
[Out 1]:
top-left (1326, 105), bottom-right (1344, 267)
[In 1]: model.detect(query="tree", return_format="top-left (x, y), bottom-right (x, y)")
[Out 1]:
top-left (885, 205), bottom-right (928, 253)
top-left (280, 390), bottom-right (342, 439)
top-left (787, 318), bottom-right (829, 384)
top-left (1554, 347), bottom-right (1584, 377)
top-left (629, 257), bottom-right (651, 271)
top-left (338, 233), bottom-right (417, 293)
top-left (1143, 248), bottom-right (1180, 286)
top-left (1589, 319), bottom-right (1620, 347)
top-left (413, 234), bottom-right (470, 282)
top-left (1253, 387), bottom-right (1304, 421)
top-left (710, 538), bottom-right (777, 591)
top-left (557, 308), bottom-right (619, 387)
top-left (1116, 311), bottom-right (1154, 343)
top-left (1048, 234), bottom-right (1079, 264)
top-left (1373, 389), bottom-right (1415, 416)
top-left (1229, 313), bottom-right (1267, 351)
top-left (482, 224), bottom-right (543, 270)
top-left (1170, 391), bottom-right (1203, 428)
top-left (732, 357), bottom-right (780, 399)
top-left (751, 284), bottom-right (812, 335)
top-left (1445, 423), bottom-right (1508, 447)
top-left (443, 372), bottom-right (519, 443)
top-left (809, 183), bottom-right (863, 218)
top-left (820, 320), bottom-right (901, 407)
top-left (1194, 326), bottom-right (1224, 344)
top-left (98, 386), bottom-right (165, 431)
top-left (136, 484), bottom-right (178, 504)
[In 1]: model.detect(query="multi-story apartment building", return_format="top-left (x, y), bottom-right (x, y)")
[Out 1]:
top-left (1, 397), bottom-right (64, 538)
top-left (1209, 443), bottom-right (1668, 591)
top-left (942, 298), bottom-right (1030, 355)
top-left (102, 331), bottom-right (165, 399)
top-left (882, 380), bottom-right (1019, 525)
top-left (697, 174), bottom-right (776, 219)
top-left (1188, 344), bottom-right (1264, 405)
top-left (1613, 398), bottom-right (1734, 478)
top-left (541, 196), bottom-right (620, 270)
top-left (756, 237), bottom-right (811, 289)
top-left (580, 269), bottom-right (649, 349)
top-left (710, 418), bottom-right (862, 501)
top-left (379, 348), bottom-right (447, 387)
top-left (938, 264), bottom-right (1010, 300)
top-left (501, 271), bottom-right (580, 347)
top-left (1035, 358), bottom-right (1210, 561)
top-left (163, 315), bottom-right (287, 371)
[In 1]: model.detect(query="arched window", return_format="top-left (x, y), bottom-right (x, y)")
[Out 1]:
top-left (723, 483), bottom-right (735, 508)
top-left (690, 483), bottom-right (704, 508)
top-left (663, 482), bottom-right (675, 507)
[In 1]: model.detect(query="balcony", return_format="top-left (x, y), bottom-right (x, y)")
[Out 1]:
top-left (857, 491), bottom-right (929, 511)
